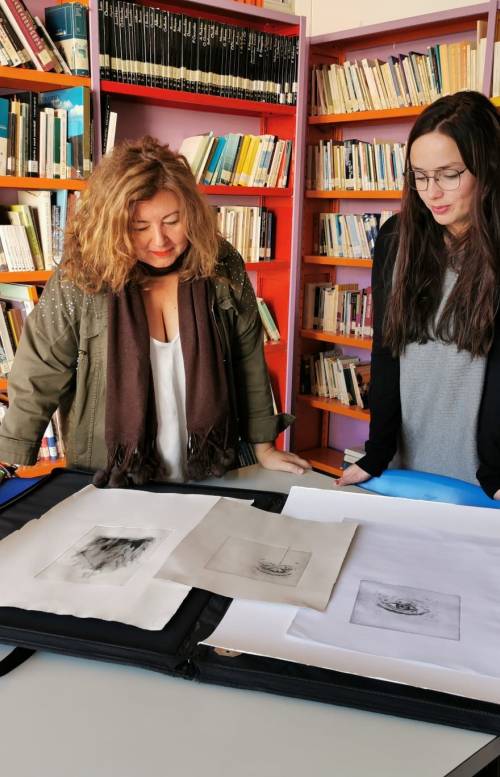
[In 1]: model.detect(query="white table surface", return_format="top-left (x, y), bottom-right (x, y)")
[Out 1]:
top-left (0, 466), bottom-right (497, 777)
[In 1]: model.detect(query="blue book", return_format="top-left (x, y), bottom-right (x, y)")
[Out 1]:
top-left (0, 97), bottom-right (8, 176)
top-left (203, 136), bottom-right (227, 185)
top-left (45, 3), bottom-right (89, 76)
top-left (39, 86), bottom-right (91, 179)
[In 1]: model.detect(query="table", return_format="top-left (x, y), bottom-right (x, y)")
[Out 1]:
top-left (0, 466), bottom-right (498, 777)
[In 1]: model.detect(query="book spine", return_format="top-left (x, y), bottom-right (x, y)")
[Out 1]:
top-left (4, 0), bottom-right (54, 70)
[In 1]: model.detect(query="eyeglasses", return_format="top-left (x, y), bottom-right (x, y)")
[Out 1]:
top-left (406, 168), bottom-right (467, 192)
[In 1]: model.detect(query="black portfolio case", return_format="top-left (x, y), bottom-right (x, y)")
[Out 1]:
top-left (0, 468), bottom-right (499, 736)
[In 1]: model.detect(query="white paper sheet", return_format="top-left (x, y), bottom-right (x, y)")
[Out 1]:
top-left (202, 487), bottom-right (500, 704)
top-left (289, 519), bottom-right (500, 677)
top-left (0, 485), bottom-right (221, 630)
top-left (156, 498), bottom-right (357, 610)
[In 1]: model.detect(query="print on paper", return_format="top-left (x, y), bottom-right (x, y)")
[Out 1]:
top-left (350, 580), bottom-right (461, 640)
top-left (205, 536), bottom-right (311, 587)
top-left (36, 525), bottom-right (170, 586)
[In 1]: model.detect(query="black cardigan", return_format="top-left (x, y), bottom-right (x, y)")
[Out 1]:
top-left (356, 215), bottom-right (500, 499)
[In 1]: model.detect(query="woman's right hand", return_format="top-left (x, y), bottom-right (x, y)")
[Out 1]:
top-left (335, 463), bottom-right (372, 488)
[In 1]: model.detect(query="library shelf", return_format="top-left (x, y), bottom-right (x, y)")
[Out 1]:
top-left (303, 256), bottom-right (373, 268)
top-left (297, 446), bottom-right (344, 476)
top-left (101, 81), bottom-right (297, 117)
top-left (16, 459), bottom-right (66, 478)
top-left (306, 190), bottom-right (402, 199)
top-left (0, 177), bottom-right (87, 191)
top-left (0, 271), bottom-right (52, 283)
top-left (309, 106), bottom-right (425, 125)
top-left (0, 66), bottom-right (91, 93)
top-left (199, 185), bottom-right (293, 197)
top-left (300, 330), bottom-right (373, 349)
top-left (244, 261), bottom-right (289, 272)
top-left (298, 394), bottom-right (370, 421)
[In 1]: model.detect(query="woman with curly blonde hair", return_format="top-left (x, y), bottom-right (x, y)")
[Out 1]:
top-left (0, 136), bottom-right (309, 486)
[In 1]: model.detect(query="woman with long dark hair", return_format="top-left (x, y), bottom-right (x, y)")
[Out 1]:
top-left (336, 90), bottom-right (500, 499)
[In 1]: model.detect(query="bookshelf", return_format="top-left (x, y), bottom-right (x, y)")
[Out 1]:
top-left (90, 0), bottom-right (307, 451)
top-left (291, 2), bottom-right (499, 477)
top-left (0, 0), bottom-right (92, 475)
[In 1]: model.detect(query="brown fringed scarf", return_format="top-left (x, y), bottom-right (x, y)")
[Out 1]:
top-left (93, 277), bottom-right (237, 488)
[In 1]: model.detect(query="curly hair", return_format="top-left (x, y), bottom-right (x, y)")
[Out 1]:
top-left (62, 136), bottom-right (220, 293)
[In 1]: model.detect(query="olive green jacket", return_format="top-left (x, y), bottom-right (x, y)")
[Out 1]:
top-left (0, 241), bottom-right (292, 471)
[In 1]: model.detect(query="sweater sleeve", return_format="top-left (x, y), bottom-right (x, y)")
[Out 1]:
top-left (0, 270), bottom-right (81, 465)
top-left (476, 314), bottom-right (500, 498)
top-left (356, 216), bottom-right (402, 477)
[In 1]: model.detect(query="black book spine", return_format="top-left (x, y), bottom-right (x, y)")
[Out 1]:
top-left (28, 92), bottom-right (38, 176)
top-left (208, 21), bottom-right (218, 96)
top-left (136, 3), bottom-right (145, 87)
top-left (175, 13), bottom-right (183, 91)
top-left (130, 1), bottom-right (139, 85)
top-left (7, 106), bottom-right (15, 176)
top-left (125, 2), bottom-right (135, 85)
top-left (190, 16), bottom-right (198, 94)
top-left (101, 94), bottom-right (110, 154)
top-left (262, 31), bottom-right (270, 104)
top-left (291, 36), bottom-right (299, 105)
top-left (161, 9), bottom-right (168, 90)
top-left (112, 0), bottom-right (121, 82)
top-left (148, 6), bottom-right (155, 88)
top-left (237, 26), bottom-right (246, 100)
top-left (98, 0), bottom-right (105, 79)
top-left (227, 24), bottom-right (236, 99)
top-left (143, 5), bottom-right (151, 87)
top-left (117, 0), bottom-right (126, 83)
top-left (181, 15), bottom-right (189, 92)
top-left (270, 34), bottom-right (279, 104)
top-left (196, 17), bottom-right (205, 94)
top-left (102, 0), bottom-right (111, 80)
top-left (248, 29), bottom-right (256, 102)
top-left (153, 8), bottom-right (161, 88)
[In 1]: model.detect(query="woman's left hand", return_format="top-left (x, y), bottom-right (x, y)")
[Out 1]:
top-left (254, 443), bottom-right (312, 475)
top-left (494, 489), bottom-right (500, 500)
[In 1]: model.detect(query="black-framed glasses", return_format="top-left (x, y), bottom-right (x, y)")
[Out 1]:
top-left (406, 168), bottom-right (467, 192)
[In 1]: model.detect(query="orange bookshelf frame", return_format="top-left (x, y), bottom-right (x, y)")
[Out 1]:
top-left (298, 394), bottom-right (370, 421)
top-left (16, 459), bottom-right (66, 477)
top-left (309, 106), bottom-right (425, 124)
top-left (306, 190), bottom-right (402, 199)
top-left (300, 330), bottom-right (373, 349)
top-left (297, 446), bottom-right (344, 476)
top-left (303, 256), bottom-right (373, 268)
top-left (0, 66), bottom-right (90, 92)
top-left (101, 81), bottom-right (295, 117)
top-left (0, 177), bottom-right (87, 190)
top-left (0, 271), bottom-right (52, 283)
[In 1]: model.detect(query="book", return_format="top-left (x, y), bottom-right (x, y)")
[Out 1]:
top-left (256, 297), bottom-right (280, 341)
top-left (39, 86), bottom-right (91, 179)
top-left (34, 14), bottom-right (72, 75)
top-left (45, 2), bottom-right (89, 76)
top-left (0, 97), bottom-right (7, 177)
top-left (0, 0), bottom-right (56, 71)
top-left (18, 190), bottom-right (53, 269)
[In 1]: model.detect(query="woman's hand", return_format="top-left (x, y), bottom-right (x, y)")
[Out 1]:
top-left (254, 443), bottom-right (312, 475)
top-left (494, 489), bottom-right (500, 500)
top-left (335, 463), bottom-right (371, 488)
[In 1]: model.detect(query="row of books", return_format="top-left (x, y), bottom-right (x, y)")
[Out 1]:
top-left (300, 349), bottom-right (370, 409)
top-left (491, 40), bottom-right (500, 96)
top-left (216, 206), bottom-right (275, 263)
top-left (98, 1), bottom-right (298, 104)
top-left (303, 282), bottom-right (373, 337)
top-left (180, 132), bottom-right (292, 188)
top-left (256, 296), bottom-right (280, 342)
top-left (313, 211), bottom-right (393, 258)
top-left (0, 281), bottom-right (40, 374)
top-left (310, 29), bottom-right (487, 115)
top-left (0, 0), bottom-right (88, 74)
top-left (0, 87), bottom-right (92, 180)
top-left (0, 190), bottom-right (79, 271)
top-left (306, 139), bottom-right (406, 192)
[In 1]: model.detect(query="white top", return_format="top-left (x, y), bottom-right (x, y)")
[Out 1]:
top-left (150, 335), bottom-right (187, 481)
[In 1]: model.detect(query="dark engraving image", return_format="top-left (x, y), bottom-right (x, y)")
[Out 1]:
top-left (36, 525), bottom-right (170, 586)
top-left (350, 580), bottom-right (461, 640)
top-left (205, 536), bottom-right (311, 587)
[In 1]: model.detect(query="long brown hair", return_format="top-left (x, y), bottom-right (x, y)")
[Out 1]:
top-left (63, 136), bottom-right (220, 293)
top-left (384, 91), bottom-right (500, 357)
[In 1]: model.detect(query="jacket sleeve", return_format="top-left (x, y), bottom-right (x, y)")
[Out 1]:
top-left (219, 241), bottom-right (294, 443)
top-left (0, 270), bottom-right (82, 465)
top-left (476, 315), bottom-right (500, 498)
top-left (356, 216), bottom-right (402, 477)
